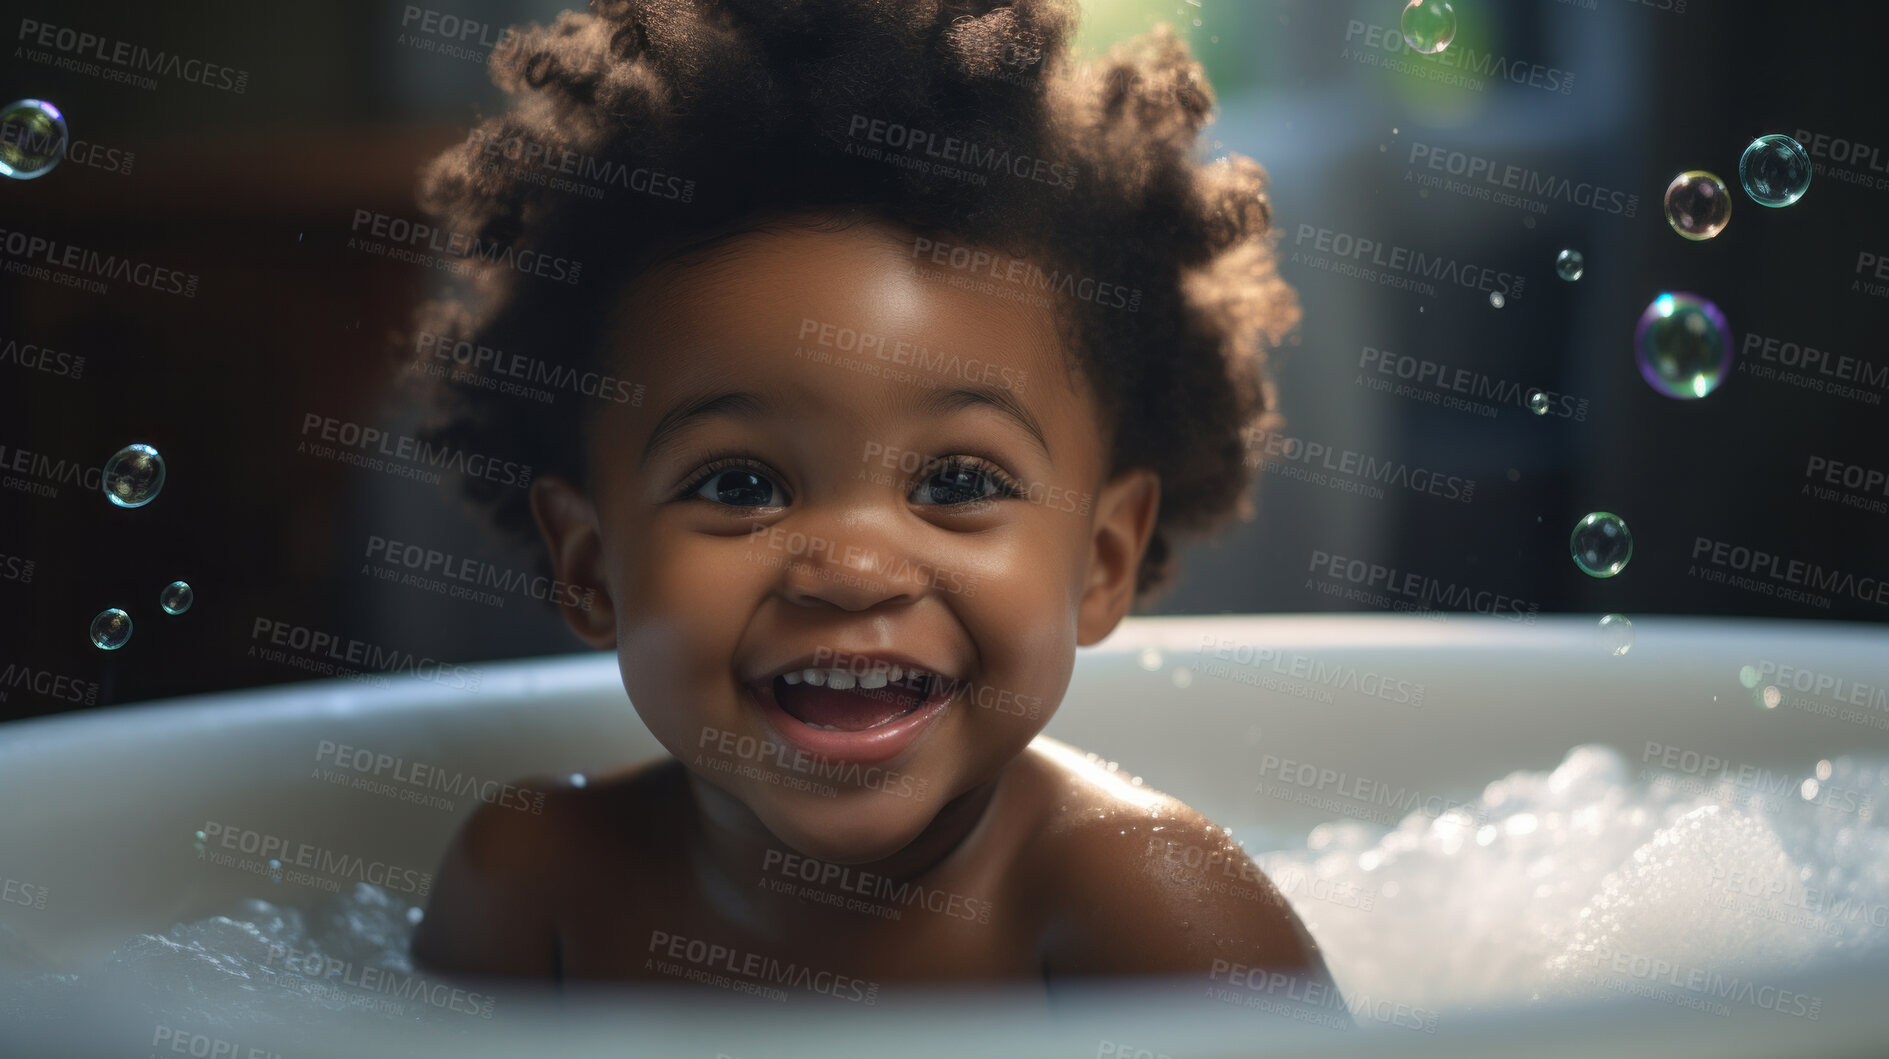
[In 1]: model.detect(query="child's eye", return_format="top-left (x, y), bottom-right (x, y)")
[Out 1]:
top-left (912, 456), bottom-right (1026, 507)
top-left (682, 458), bottom-right (786, 508)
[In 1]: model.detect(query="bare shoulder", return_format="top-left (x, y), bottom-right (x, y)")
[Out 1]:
top-left (409, 758), bottom-right (676, 978)
top-left (1018, 737), bottom-right (1331, 984)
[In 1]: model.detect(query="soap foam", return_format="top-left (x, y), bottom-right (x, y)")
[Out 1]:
top-left (1253, 745), bottom-right (1889, 1021)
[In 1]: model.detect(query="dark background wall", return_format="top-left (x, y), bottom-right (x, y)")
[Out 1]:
top-left (2, 0), bottom-right (1885, 719)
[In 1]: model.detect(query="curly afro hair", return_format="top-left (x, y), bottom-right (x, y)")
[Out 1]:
top-left (406, 0), bottom-right (1296, 602)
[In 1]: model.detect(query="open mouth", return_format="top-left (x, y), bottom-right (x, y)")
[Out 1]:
top-left (770, 664), bottom-right (951, 732)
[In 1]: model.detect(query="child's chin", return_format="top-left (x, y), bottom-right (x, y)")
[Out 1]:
top-left (749, 789), bottom-right (940, 865)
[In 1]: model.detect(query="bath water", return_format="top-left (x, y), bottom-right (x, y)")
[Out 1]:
top-left (3, 745), bottom-right (1885, 1029)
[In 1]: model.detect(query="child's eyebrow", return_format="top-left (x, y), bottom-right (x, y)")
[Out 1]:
top-left (639, 385), bottom-right (1052, 469)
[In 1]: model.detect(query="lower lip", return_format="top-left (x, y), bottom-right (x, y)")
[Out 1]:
top-left (746, 677), bottom-right (954, 766)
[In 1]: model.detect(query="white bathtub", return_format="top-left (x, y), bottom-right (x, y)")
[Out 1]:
top-left (3, 614), bottom-right (1887, 1057)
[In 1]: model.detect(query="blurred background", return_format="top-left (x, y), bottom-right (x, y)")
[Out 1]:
top-left (2, 0), bottom-right (1884, 718)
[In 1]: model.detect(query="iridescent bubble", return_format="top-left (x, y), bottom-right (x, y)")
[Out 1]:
top-left (1596, 613), bottom-right (1633, 656)
top-left (1401, 0), bottom-right (1457, 54)
top-left (1738, 665), bottom-right (1760, 689)
top-left (1634, 292), bottom-right (1731, 399)
top-left (1664, 170), bottom-right (1732, 240)
top-left (0, 99), bottom-right (67, 180)
top-left (192, 829), bottom-right (207, 853)
top-left (1527, 389), bottom-right (1551, 415)
top-left (1555, 249), bottom-right (1585, 282)
top-left (160, 580), bottom-right (194, 615)
top-left (267, 859), bottom-right (283, 883)
top-left (1740, 134), bottom-right (1812, 208)
top-left (1489, 291), bottom-right (1506, 309)
top-left (1570, 512), bottom-right (1632, 578)
top-left (102, 444), bottom-right (165, 508)
top-left (90, 608), bottom-right (132, 650)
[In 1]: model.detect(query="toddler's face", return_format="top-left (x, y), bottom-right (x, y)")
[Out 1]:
top-left (533, 214), bottom-right (1158, 863)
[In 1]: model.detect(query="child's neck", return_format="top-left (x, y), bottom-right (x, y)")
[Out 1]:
top-left (682, 764), bottom-right (1009, 890)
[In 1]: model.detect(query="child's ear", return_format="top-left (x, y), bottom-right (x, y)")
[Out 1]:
top-left (528, 476), bottom-right (616, 649)
top-left (1076, 467), bottom-right (1160, 647)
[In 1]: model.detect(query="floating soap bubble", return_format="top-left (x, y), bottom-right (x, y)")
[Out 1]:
top-left (1634, 292), bottom-right (1731, 399)
top-left (1489, 291), bottom-right (1505, 309)
top-left (0, 99), bottom-right (66, 180)
top-left (192, 830), bottom-right (207, 853)
top-left (1555, 249), bottom-right (1585, 282)
top-left (1527, 389), bottom-right (1551, 415)
top-left (90, 608), bottom-right (132, 650)
top-left (159, 580), bottom-right (194, 615)
top-left (1570, 512), bottom-right (1632, 578)
top-left (1738, 664), bottom-right (1760, 689)
top-left (102, 443), bottom-right (165, 508)
top-left (267, 859), bottom-right (283, 884)
top-left (1596, 614), bottom-right (1633, 656)
top-left (1400, 0), bottom-right (1456, 54)
top-left (1740, 134), bottom-right (1812, 208)
top-left (1664, 170), bottom-right (1731, 240)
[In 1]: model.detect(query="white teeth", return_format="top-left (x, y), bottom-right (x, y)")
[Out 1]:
top-left (779, 664), bottom-right (937, 689)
